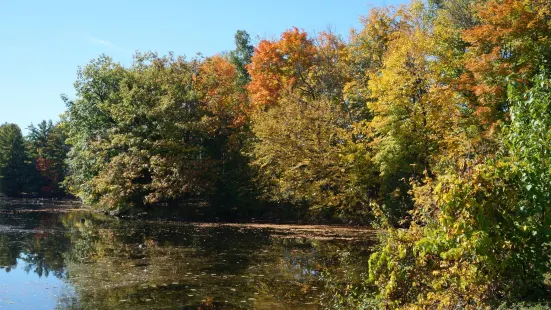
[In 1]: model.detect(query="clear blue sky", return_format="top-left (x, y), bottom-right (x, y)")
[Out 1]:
top-left (0, 0), bottom-right (405, 132)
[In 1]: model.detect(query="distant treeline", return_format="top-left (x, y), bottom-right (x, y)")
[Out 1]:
top-left (1, 0), bottom-right (551, 307)
top-left (0, 121), bottom-right (68, 197)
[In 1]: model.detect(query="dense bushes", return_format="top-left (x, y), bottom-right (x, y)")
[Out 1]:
top-left (368, 74), bottom-right (551, 308)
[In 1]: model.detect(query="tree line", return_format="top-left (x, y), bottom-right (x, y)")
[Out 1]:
top-left (0, 121), bottom-right (68, 197)
top-left (1, 0), bottom-right (550, 306)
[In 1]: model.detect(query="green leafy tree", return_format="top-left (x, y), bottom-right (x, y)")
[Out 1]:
top-left (26, 120), bottom-right (69, 196)
top-left (229, 30), bottom-right (254, 87)
top-left (64, 53), bottom-right (219, 210)
top-left (0, 123), bottom-right (27, 196)
top-left (63, 55), bottom-right (126, 204)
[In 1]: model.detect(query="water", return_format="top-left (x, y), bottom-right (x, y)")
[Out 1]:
top-left (0, 199), bottom-right (375, 309)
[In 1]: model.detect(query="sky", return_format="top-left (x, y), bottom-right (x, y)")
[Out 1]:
top-left (0, 0), bottom-right (405, 132)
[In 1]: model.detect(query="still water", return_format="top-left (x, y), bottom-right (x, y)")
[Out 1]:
top-left (0, 199), bottom-right (375, 309)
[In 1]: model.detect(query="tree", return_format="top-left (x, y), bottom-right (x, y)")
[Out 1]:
top-left (229, 30), bottom-right (254, 87)
top-left (366, 2), bottom-right (459, 221)
top-left (246, 28), bottom-right (379, 221)
top-left (0, 123), bottom-right (27, 196)
top-left (344, 7), bottom-right (397, 120)
top-left (250, 94), bottom-right (374, 220)
top-left (63, 55), bottom-right (126, 204)
top-left (64, 53), bottom-right (221, 210)
top-left (246, 27), bottom-right (317, 109)
top-left (460, 0), bottom-right (551, 130)
top-left (27, 120), bottom-right (54, 155)
top-left (197, 55), bottom-right (248, 134)
top-left (195, 54), bottom-right (255, 210)
top-left (26, 121), bottom-right (69, 196)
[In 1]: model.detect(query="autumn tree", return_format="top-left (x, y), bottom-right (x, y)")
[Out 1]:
top-left (246, 27), bottom-right (385, 221)
top-left (363, 2), bottom-right (461, 221)
top-left (461, 0), bottom-right (551, 130)
top-left (195, 53), bottom-right (254, 210)
top-left (250, 93), bottom-right (379, 221)
top-left (369, 72), bottom-right (551, 309)
top-left (344, 7), bottom-right (397, 119)
top-left (366, 1), bottom-right (551, 307)
top-left (246, 27), bottom-right (317, 109)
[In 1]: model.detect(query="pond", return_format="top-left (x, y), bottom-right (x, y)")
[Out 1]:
top-left (0, 199), bottom-right (376, 309)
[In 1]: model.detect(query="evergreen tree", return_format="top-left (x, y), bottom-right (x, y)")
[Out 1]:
top-left (0, 123), bottom-right (27, 196)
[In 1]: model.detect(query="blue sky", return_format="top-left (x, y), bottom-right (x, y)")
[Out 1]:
top-left (0, 0), bottom-right (405, 132)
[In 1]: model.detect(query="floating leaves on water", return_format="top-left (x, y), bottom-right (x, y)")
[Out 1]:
top-left (0, 203), bottom-right (373, 309)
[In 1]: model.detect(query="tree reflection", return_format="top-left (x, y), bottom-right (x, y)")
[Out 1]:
top-left (0, 205), bottom-right (70, 278)
top-left (0, 202), bottom-right (374, 309)
top-left (59, 217), bottom-right (373, 309)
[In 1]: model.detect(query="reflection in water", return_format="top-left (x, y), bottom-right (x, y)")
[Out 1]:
top-left (0, 258), bottom-right (72, 309)
top-left (0, 200), bottom-right (375, 309)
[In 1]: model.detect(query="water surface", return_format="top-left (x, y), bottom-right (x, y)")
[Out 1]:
top-left (0, 199), bottom-right (375, 309)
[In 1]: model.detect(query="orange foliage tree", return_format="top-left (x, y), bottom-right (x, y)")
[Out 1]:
top-left (196, 55), bottom-right (248, 137)
top-left (461, 0), bottom-right (551, 128)
top-left (246, 27), bottom-right (317, 110)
